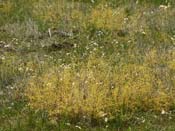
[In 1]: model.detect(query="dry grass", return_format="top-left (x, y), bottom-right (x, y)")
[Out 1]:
top-left (25, 52), bottom-right (175, 122)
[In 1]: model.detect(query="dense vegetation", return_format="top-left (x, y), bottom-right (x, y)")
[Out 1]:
top-left (0, 0), bottom-right (175, 130)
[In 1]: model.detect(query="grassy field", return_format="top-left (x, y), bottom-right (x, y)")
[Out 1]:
top-left (0, 0), bottom-right (175, 130)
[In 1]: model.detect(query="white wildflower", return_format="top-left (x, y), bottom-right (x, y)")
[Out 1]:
top-left (4, 44), bottom-right (10, 48)
top-left (66, 53), bottom-right (70, 56)
top-left (93, 42), bottom-right (98, 46)
top-left (74, 44), bottom-right (77, 48)
top-left (98, 111), bottom-right (107, 117)
top-left (161, 109), bottom-right (166, 115)
top-left (72, 82), bottom-right (75, 86)
top-left (104, 117), bottom-right (108, 123)
top-left (66, 123), bottom-right (71, 126)
top-left (75, 125), bottom-right (82, 130)
top-left (159, 5), bottom-right (169, 10)
top-left (8, 107), bottom-right (12, 109)
top-left (10, 86), bottom-right (14, 90)
top-left (0, 56), bottom-right (5, 60)
top-left (128, 40), bottom-right (132, 43)
top-left (142, 119), bottom-right (145, 123)
top-left (136, 0), bottom-right (139, 4)
top-left (142, 31), bottom-right (146, 35)
top-left (18, 67), bottom-right (23, 71)
top-left (91, 0), bottom-right (95, 3)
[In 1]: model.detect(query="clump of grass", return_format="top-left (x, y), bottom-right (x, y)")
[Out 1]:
top-left (89, 5), bottom-right (126, 30)
top-left (25, 53), bottom-right (175, 125)
top-left (0, 55), bottom-right (21, 88)
top-left (2, 19), bottom-right (40, 40)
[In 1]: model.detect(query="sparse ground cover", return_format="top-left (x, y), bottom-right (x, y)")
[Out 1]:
top-left (0, 0), bottom-right (175, 130)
